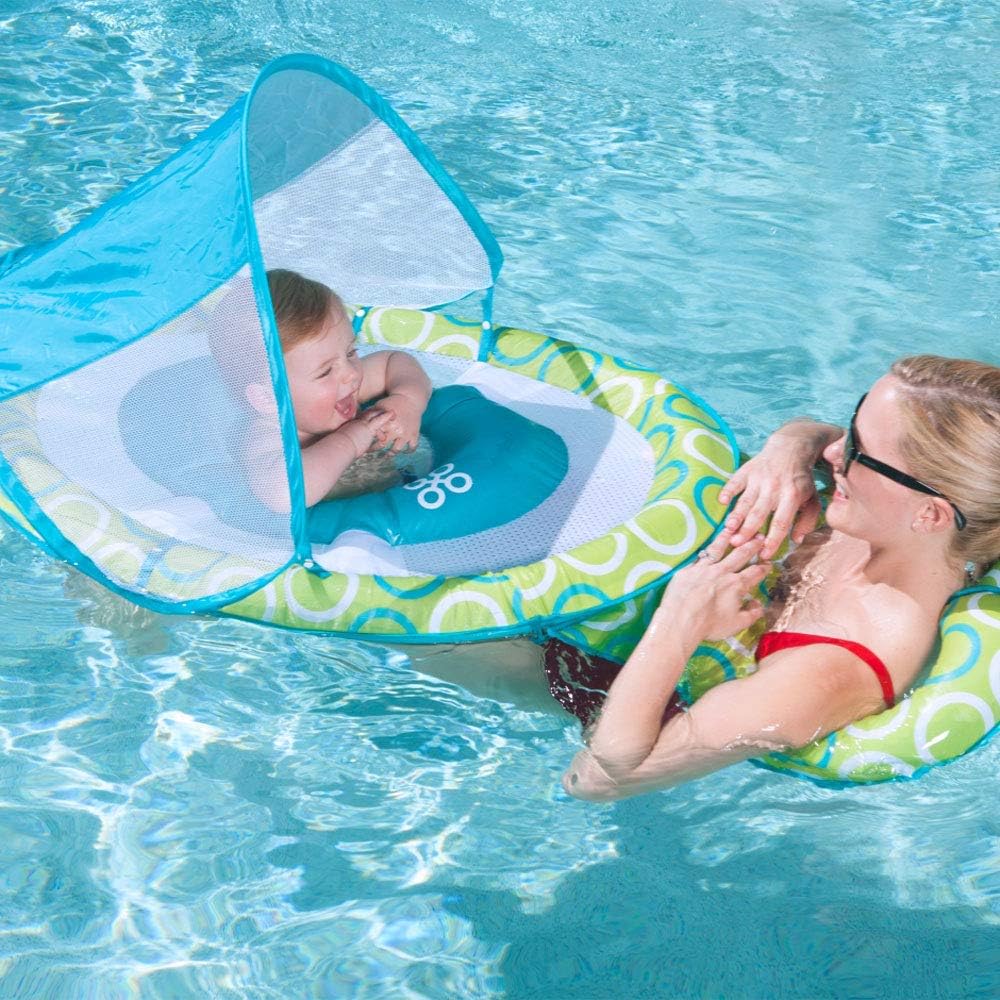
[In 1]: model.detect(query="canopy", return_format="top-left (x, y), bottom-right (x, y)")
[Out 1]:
top-left (0, 54), bottom-right (501, 612)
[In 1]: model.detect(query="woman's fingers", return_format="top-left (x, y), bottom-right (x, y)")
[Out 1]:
top-left (718, 467), bottom-right (748, 506)
top-left (717, 535), bottom-right (766, 572)
top-left (761, 492), bottom-right (800, 559)
top-left (724, 484), bottom-right (760, 539)
top-left (731, 600), bottom-right (766, 632)
top-left (791, 494), bottom-right (822, 543)
top-left (705, 525), bottom-right (735, 560)
top-left (734, 561), bottom-right (772, 589)
top-left (740, 490), bottom-right (783, 543)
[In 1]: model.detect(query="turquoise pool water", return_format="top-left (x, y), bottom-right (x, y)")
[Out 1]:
top-left (1, 1), bottom-right (998, 997)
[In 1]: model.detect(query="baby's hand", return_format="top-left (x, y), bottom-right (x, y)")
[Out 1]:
top-left (368, 393), bottom-right (425, 454)
top-left (335, 408), bottom-right (394, 459)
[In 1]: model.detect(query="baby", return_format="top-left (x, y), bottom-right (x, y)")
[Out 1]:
top-left (220, 269), bottom-right (432, 510)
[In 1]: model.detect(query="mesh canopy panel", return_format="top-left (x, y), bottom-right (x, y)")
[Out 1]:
top-left (0, 56), bottom-right (500, 610)
top-left (247, 69), bottom-right (495, 308)
top-left (0, 269), bottom-right (296, 602)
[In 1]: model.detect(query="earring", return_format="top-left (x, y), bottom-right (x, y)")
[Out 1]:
top-left (965, 560), bottom-right (978, 582)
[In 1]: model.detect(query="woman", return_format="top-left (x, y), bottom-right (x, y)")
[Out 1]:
top-left (562, 355), bottom-right (1000, 801)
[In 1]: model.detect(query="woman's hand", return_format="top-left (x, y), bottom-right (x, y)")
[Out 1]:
top-left (658, 537), bottom-right (771, 641)
top-left (718, 420), bottom-right (841, 559)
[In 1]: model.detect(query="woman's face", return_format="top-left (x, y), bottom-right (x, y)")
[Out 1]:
top-left (822, 374), bottom-right (929, 542)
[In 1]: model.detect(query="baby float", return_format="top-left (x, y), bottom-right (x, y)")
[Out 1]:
top-left (0, 54), bottom-right (737, 645)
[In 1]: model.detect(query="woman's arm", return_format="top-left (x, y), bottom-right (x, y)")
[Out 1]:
top-left (563, 539), bottom-right (771, 795)
top-left (564, 643), bottom-right (886, 801)
top-left (718, 419), bottom-right (844, 558)
top-left (561, 534), bottom-right (896, 802)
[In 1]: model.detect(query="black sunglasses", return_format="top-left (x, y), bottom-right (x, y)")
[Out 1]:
top-left (844, 394), bottom-right (967, 531)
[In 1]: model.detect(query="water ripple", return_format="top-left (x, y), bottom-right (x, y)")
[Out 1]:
top-left (0, 1), bottom-right (998, 996)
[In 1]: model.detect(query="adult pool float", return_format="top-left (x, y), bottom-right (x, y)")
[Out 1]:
top-left (687, 568), bottom-right (1000, 785)
top-left (558, 541), bottom-right (1000, 786)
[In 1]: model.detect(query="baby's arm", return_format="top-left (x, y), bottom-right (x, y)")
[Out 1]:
top-left (246, 410), bottom-right (392, 511)
top-left (299, 409), bottom-right (393, 506)
top-left (358, 351), bottom-right (432, 452)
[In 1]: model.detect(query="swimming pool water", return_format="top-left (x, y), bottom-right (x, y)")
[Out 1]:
top-left (1, 1), bottom-right (998, 997)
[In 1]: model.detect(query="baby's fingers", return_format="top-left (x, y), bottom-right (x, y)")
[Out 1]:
top-left (361, 408), bottom-right (393, 428)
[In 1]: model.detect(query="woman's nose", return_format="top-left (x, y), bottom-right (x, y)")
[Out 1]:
top-left (823, 433), bottom-right (846, 471)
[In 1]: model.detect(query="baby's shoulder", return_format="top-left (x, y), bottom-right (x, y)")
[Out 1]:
top-left (243, 414), bottom-right (284, 462)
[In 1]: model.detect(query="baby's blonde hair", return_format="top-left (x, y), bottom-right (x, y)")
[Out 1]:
top-left (891, 355), bottom-right (1000, 573)
top-left (266, 269), bottom-right (348, 351)
top-left (209, 269), bottom-right (348, 398)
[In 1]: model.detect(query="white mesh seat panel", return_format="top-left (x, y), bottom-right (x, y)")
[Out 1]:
top-left (29, 340), bottom-right (653, 583)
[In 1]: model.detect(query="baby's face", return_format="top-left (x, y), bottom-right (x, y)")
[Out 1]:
top-left (282, 308), bottom-right (363, 442)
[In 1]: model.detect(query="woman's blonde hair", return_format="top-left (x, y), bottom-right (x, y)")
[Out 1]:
top-left (891, 355), bottom-right (1000, 573)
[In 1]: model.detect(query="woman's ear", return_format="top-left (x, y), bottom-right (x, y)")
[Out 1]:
top-left (245, 382), bottom-right (278, 415)
top-left (912, 498), bottom-right (956, 535)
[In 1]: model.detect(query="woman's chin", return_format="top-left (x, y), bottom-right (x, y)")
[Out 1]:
top-left (824, 497), bottom-right (847, 531)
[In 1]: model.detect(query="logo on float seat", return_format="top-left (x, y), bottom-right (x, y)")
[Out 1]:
top-left (404, 463), bottom-right (473, 510)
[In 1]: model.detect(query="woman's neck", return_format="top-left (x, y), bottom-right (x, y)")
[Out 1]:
top-left (766, 526), bottom-right (964, 633)
top-left (857, 531), bottom-right (965, 609)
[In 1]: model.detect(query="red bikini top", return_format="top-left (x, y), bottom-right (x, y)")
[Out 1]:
top-left (755, 630), bottom-right (896, 708)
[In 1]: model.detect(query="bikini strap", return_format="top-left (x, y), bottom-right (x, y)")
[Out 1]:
top-left (756, 630), bottom-right (896, 708)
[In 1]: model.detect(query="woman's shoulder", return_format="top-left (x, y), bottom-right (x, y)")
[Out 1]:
top-left (855, 582), bottom-right (937, 694)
